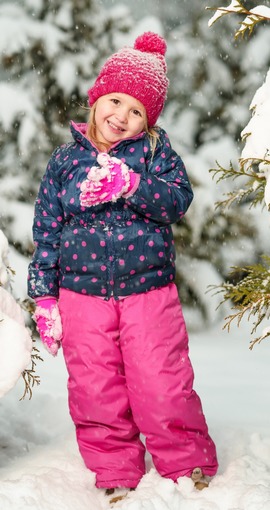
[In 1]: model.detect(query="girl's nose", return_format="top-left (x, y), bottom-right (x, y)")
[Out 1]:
top-left (116, 107), bottom-right (128, 123)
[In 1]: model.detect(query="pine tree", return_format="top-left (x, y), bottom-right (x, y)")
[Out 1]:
top-left (1, 0), bottom-right (270, 331)
top-left (207, 0), bottom-right (270, 347)
top-left (0, 0), bottom-right (133, 395)
top-left (161, 0), bottom-right (270, 324)
top-left (0, 0), bottom-right (132, 255)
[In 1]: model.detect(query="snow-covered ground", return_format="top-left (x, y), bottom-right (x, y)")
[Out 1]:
top-left (1, 316), bottom-right (269, 510)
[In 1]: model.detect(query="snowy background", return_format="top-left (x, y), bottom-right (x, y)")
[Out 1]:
top-left (1, 0), bottom-right (270, 508)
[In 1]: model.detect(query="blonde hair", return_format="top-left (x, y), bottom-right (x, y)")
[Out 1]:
top-left (86, 102), bottom-right (160, 155)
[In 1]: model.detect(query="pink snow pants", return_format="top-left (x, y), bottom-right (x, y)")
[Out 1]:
top-left (59, 284), bottom-right (218, 488)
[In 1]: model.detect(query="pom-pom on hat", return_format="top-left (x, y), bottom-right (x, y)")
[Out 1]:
top-left (88, 32), bottom-right (169, 127)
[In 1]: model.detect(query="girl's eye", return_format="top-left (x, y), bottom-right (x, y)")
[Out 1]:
top-left (111, 98), bottom-right (120, 105)
top-left (133, 109), bottom-right (142, 117)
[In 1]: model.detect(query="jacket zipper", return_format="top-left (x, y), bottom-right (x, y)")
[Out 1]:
top-left (104, 205), bottom-right (115, 299)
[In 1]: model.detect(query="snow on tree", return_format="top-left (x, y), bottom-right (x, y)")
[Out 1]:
top-left (0, 0), bottom-right (132, 255)
top-left (0, 0), bottom-right (134, 393)
top-left (207, 1), bottom-right (270, 347)
top-left (208, 0), bottom-right (270, 37)
top-left (159, 0), bottom-right (270, 324)
top-left (0, 229), bottom-right (37, 399)
top-left (1, 0), bottom-right (270, 329)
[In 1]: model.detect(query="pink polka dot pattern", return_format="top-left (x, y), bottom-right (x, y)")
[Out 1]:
top-left (27, 122), bottom-right (193, 299)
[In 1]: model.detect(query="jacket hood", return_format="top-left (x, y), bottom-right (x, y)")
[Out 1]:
top-left (70, 121), bottom-right (92, 150)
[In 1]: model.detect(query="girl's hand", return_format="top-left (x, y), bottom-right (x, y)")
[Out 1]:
top-left (33, 297), bottom-right (63, 356)
top-left (79, 153), bottom-right (137, 206)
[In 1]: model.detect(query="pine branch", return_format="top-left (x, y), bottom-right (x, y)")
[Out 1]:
top-left (209, 256), bottom-right (270, 348)
top-left (207, 2), bottom-right (270, 38)
top-left (20, 341), bottom-right (43, 401)
top-left (209, 160), bottom-right (251, 183)
top-left (250, 329), bottom-right (270, 350)
top-left (6, 265), bottom-right (16, 277)
top-left (206, 0), bottom-right (245, 23)
top-left (236, 11), bottom-right (270, 39)
top-left (18, 299), bottom-right (44, 400)
top-left (210, 159), bottom-right (267, 209)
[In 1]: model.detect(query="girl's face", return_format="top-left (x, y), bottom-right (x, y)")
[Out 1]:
top-left (94, 93), bottom-right (147, 148)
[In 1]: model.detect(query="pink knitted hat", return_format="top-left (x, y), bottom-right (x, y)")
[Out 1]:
top-left (88, 32), bottom-right (169, 127)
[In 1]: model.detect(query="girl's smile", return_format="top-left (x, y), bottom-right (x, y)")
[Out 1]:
top-left (107, 120), bottom-right (125, 133)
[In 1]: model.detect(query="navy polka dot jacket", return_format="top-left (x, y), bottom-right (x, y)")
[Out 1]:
top-left (28, 122), bottom-right (193, 300)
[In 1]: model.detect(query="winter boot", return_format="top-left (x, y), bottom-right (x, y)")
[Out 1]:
top-left (105, 488), bottom-right (135, 504)
top-left (191, 468), bottom-right (209, 490)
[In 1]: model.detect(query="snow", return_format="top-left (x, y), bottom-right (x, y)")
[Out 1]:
top-left (0, 83), bottom-right (42, 157)
top-left (114, 16), bottom-right (165, 49)
top-left (241, 69), bottom-right (270, 163)
top-left (0, 4), bottom-right (66, 57)
top-left (237, 7), bottom-right (270, 36)
top-left (0, 199), bottom-right (34, 257)
top-left (1, 311), bottom-right (270, 509)
top-left (245, 6), bottom-right (270, 19)
top-left (0, 84), bottom-right (36, 132)
top-left (176, 255), bottom-right (227, 326)
top-left (54, 3), bottom-right (73, 30)
top-left (241, 68), bottom-right (270, 210)
top-left (0, 288), bottom-right (32, 398)
top-left (208, 3), bottom-right (270, 29)
top-left (241, 29), bottom-right (270, 71)
top-left (0, 231), bottom-right (9, 287)
top-left (54, 59), bottom-right (78, 96)
top-left (0, 232), bottom-right (32, 399)
top-left (1, 231), bottom-right (270, 508)
top-left (208, 5), bottom-right (270, 212)
top-left (207, 1), bottom-right (243, 27)
top-left (263, 171), bottom-right (270, 211)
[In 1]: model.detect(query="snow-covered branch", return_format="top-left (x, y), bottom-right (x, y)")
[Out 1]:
top-left (240, 68), bottom-right (270, 210)
top-left (209, 4), bottom-right (270, 211)
top-left (207, 1), bottom-right (270, 38)
top-left (208, 2), bottom-right (270, 347)
top-left (210, 255), bottom-right (270, 349)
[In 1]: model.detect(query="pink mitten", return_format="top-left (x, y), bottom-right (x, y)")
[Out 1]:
top-left (80, 153), bottom-right (136, 207)
top-left (33, 298), bottom-right (63, 356)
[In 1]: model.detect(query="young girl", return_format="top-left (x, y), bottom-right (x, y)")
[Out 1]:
top-left (28, 32), bottom-right (218, 499)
